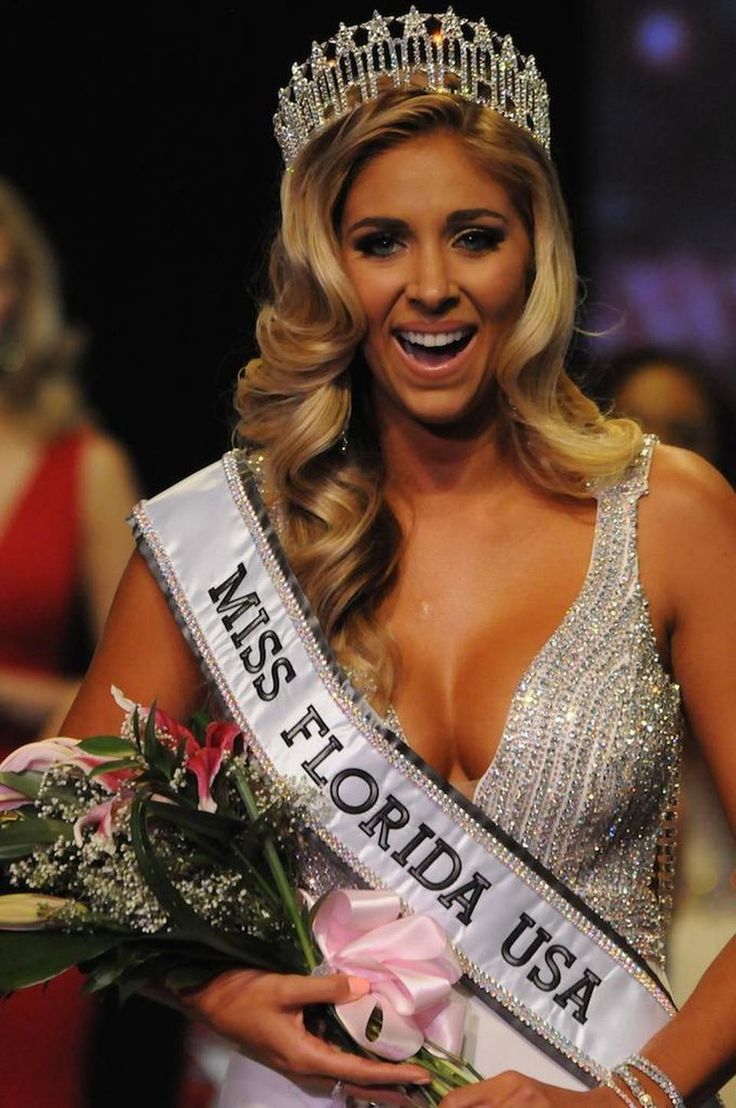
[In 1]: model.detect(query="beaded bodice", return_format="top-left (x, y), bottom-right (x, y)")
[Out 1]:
top-left (253, 432), bottom-right (684, 967)
top-left (389, 432), bottom-right (683, 966)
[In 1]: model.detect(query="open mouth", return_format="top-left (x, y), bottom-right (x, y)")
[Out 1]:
top-left (393, 327), bottom-right (476, 367)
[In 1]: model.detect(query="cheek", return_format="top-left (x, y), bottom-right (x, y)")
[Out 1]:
top-left (481, 263), bottom-right (530, 321)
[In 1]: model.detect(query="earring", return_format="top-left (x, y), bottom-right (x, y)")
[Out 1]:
top-left (338, 397), bottom-right (351, 454)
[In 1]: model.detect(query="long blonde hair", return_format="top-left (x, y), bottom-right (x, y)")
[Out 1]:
top-left (234, 90), bottom-right (644, 708)
top-left (0, 178), bottom-right (88, 434)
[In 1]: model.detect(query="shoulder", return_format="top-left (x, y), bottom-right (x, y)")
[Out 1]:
top-left (78, 428), bottom-right (137, 484)
top-left (646, 438), bottom-right (735, 530)
top-left (645, 439), bottom-right (736, 615)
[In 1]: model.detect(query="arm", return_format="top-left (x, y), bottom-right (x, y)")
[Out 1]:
top-left (631, 446), bottom-right (736, 1103)
top-left (79, 431), bottom-right (142, 640)
top-left (442, 446), bottom-right (736, 1107)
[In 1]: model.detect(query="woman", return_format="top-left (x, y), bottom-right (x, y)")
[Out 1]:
top-left (0, 178), bottom-right (140, 743)
top-left (0, 179), bottom-right (141, 1104)
top-left (58, 11), bottom-right (735, 1108)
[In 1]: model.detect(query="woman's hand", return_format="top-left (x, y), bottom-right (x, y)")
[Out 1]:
top-left (440, 1073), bottom-right (620, 1108)
top-left (177, 967), bottom-right (430, 1104)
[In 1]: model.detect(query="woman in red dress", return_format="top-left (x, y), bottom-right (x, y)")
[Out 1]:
top-left (0, 178), bottom-right (140, 1107)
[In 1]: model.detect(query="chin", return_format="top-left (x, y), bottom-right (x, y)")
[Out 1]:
top-left (400, 392), bottom-right (493, 430)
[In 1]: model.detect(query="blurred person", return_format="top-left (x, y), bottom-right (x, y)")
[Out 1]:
top-left (599, 347), bottom-right (736, 482)
top-left (0, 177), bottom-right (140, 1107)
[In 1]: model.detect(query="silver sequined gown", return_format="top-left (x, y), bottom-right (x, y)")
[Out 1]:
top-left (218, 431), bottom-right (685, 1107)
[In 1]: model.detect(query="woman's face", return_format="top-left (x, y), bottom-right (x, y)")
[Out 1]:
top-left (338, 130), bottom-right (532, 429)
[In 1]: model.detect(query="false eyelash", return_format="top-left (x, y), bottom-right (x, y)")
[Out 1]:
top-left (354, 226), bottom-right (506, 257)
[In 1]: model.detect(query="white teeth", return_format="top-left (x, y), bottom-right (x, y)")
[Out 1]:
top-left (397, 328), bottom-right (471, 348)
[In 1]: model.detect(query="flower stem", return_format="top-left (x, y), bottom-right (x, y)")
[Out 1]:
top-left (230, 764), bottom-right (318, 971)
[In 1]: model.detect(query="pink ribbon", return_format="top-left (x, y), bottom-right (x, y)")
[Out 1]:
top-left (311, 889), bottom-right (466, 1061)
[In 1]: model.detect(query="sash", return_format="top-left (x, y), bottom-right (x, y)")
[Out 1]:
top-left (129, 451), bottom-right (676, 1089)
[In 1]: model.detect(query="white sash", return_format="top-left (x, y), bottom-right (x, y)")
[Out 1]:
top-left (129, 451), bottom-right (675, 1090)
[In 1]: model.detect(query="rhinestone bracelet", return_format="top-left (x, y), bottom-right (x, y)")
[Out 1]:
top-left (602, 1076), bottom-right (641, 1108)
top-left (627, 1054), bottom-right (685, 1108)
top-left (612, 1064), bottom-right (658, 1108)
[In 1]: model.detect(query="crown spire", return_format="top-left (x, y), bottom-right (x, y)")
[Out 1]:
top-left (272, 9), bottom-right (551, 168)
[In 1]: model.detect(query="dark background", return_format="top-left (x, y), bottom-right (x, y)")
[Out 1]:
top-left (3, 2), bottom-right (734, 492)
top-left (2, 3), bottom-right (586, 496)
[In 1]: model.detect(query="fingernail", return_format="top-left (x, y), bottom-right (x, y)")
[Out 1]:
top-left (347, 975), bottom-right (371, 997)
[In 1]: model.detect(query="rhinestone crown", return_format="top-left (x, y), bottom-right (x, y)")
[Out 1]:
top-left (273, 7), bottom-right (551, 168)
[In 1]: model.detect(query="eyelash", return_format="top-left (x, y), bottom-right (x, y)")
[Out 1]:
top-left (354, 227), bottom-right (505, 257)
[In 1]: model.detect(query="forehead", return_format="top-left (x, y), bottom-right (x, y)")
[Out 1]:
top-left (340, 131), bottom-right (514, 222)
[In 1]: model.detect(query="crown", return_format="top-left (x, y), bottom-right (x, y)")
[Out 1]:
top-left (273, 7), bottom-right (551, 168)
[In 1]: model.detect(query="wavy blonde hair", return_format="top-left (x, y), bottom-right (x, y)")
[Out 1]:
top-left (234, 89), bottom-right (644, 708)
top-left (0, 178), bottom-right (88, 434)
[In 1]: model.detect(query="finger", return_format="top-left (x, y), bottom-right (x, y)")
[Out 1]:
top-left (289, 971), bottom-right (373, 1007)
top-left (295, 1031), bottom-right (430, 1087)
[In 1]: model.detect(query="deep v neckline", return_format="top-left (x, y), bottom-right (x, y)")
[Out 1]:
top-left (386, 488), bottom-right (606, 807)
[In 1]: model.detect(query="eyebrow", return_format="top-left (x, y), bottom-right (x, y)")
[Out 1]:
top-left (344, 208), bottom-right (509, 236)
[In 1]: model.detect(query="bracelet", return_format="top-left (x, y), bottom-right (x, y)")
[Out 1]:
top-left (612, 1064), bottom-right (657, 1108)
top-left (627, 1054), bottom-right (685, 1108)
top-left (602, 1075), bottom-right (640, 1108)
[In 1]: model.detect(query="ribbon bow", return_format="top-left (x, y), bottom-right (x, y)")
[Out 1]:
top-left (311, 889), bottom-right (466, 1061)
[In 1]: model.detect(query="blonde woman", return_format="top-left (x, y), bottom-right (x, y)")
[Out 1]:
top-left (58, 12), bottom-right (735, 1108)
top-left (0, 181), bottom-right (141, 1104)
top-left (0, 178), bottom-right (140, 746)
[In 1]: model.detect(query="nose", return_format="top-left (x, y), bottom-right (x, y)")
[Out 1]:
top-left (405, 242), bottom-right (459, 312)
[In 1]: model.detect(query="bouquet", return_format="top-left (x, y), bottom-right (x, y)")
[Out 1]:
top-left (0, 689), bottom-right (481, 1105)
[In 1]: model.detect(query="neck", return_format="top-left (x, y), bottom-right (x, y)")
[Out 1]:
top-left (372, 384), bottom-right (515, 502)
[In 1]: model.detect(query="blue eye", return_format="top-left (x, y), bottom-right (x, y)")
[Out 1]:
top-left (456, 227), bottom-right (505, 251)
top-left (355, 232), bottom-right (401, 257)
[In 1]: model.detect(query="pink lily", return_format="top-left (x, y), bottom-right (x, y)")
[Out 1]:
top-left (185, 721), bottom-right (241, 812)
top-left (0, 738), bottom-right (104, 811)
top-left (152, 707), bottom-right (197, 751)
top-left (73, 798), bottom-right (119, 847)
top-left (0, 736), bottom-right (138, 811)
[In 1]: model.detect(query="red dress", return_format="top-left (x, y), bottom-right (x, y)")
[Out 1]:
top-left (0, 427), bottom-right (98, 1107)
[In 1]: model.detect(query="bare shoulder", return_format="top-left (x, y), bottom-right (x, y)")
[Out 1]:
top-left (646, 440), bottom-right (735, 538)
top-left (644, 440), bottom-right (736, 618)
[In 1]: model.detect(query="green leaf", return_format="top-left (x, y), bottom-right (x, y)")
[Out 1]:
top-left (143, 701), bottom-right (160, 767)
top-left (0, 930), bottom-right (128, 991)
top-left (129, 797), bottom-right (285, 971)
top-left (146, 800), bottom-right (243, 844)
top-left (77, 737), bottom-right (138, 757)
top-left (89, 758), bottom-right (142, 778)
top-left (80, 943), bottom-right (157, 991)
top-left (0, 770), bottom-right (43, 800)
top-left (0, 818), bottom-right (73, 860)
top-left (164, 961), bottom-right (233, 990)
top-left (131, 707), bottom-right (143, 751)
